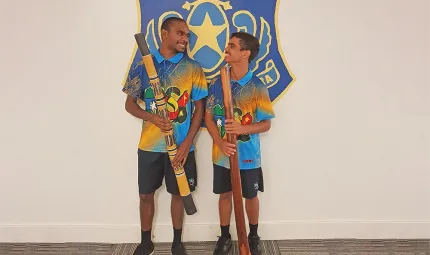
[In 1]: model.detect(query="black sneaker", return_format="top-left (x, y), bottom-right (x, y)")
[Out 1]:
top-left (213, 235), bottom-right (232, 255)
top-left (171, 242), bottom-right (187, 255)
top-left (133, 241), bottom-right (154, 255)
top-left (248, 235), bottom-right (261, 255)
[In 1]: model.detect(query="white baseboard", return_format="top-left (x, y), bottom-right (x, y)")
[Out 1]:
top-left (1, 221), bottom-right (429, 243)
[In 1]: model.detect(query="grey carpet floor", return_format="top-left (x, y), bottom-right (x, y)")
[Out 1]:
top-left (0, 240), bottom-right (429, 255)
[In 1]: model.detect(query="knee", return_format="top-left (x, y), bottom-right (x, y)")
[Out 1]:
top-left (245, 195), bottom-right (259, 203)
top-left (171, 194), bottom-right (182, 202)
top-left (139, 193), bottom-right (154, 203)
top-left (246, 196), bottom-right (257, 201)
top-left (219, 192), bottom-right (233, 201)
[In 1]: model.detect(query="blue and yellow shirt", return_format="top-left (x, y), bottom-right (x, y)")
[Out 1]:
top-left (123, 50), bottom-right (208, 152)
top-left (205, 70), bottom-right (275, 170)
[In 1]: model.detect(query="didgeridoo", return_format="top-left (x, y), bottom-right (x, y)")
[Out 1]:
top-left (220, 64), bottom-right (251, 255)
top-left (134, 33), bottom-right (197, 216)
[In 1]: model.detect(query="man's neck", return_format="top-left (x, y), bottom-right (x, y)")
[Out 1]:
top-left (229, 62), bottom-right (249, 81)
top-left (159, 45), bottom-right (177, 60)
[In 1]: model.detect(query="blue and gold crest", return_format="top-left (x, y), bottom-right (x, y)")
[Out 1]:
top-left (124, 0), bottom-right (295, 103)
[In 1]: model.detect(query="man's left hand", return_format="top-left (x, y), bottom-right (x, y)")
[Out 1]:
top-left (171, 140), bottom-right (192, 168)
top-left (225, 119), bottom-right (246, 135)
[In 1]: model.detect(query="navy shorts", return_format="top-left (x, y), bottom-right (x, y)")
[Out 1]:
top-left (137, 149), bottom-right (197, 195)
top-left (213, 164), bottom-right (264, 199)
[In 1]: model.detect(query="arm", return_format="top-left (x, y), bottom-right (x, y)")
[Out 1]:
top-left (225, 119), bottom-right (271, 135)
top-left (171, 100), bottom-right (205, 167)
top-left (203, 77), bottom-right (222, 144)
top-left (205, 111), bottom-right (236, 156)
top-left (171, 64), bottom-right (208, 167)
top-left (125, 95), bottom-right (154, 121)
top-left (122, 61), bottom-right (171, 131)
top-left (125, 95), bottom-right (172, 132)
top-left (205, 110), bottom-right (224, 146)
top-left (182, 99), bottom-right (204, 147)
top-left (182, 63), bottom-right (208, 145)
top-left (225, 82), bottom-right (275, 136)
top-left (244, 119), bottom-right (271, 134)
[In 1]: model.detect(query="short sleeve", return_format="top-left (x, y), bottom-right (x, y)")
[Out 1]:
top-left (122, 60), bottom-right (143, 99)
top-left (255, 83), bottom-right (275, 122)
top-left (191, 63), bottom-right (208, 101)
top-left (205, 77), bottom-right (217, 114)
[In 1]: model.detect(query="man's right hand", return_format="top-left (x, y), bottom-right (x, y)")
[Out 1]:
top-left (149, 114), bottom-right (172, 132)
top-left (215, 138), bottom-right (236, 156)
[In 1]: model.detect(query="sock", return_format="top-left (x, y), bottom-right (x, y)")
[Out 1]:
top-left (249, 223), bottom-right (258, 237)
top-left (173, 228), bottom-right (182, 245)
top-left (221, 225), bottom-right (231, 238)
top-left (141, 229), bottom-right (151, 243)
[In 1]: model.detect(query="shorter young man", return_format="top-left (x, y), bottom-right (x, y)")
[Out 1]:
top-left (205, 32), bottom-right (275, 255)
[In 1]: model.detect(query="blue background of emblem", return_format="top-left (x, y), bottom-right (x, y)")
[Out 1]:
top-left (127, 0), bottom-right (293, 102)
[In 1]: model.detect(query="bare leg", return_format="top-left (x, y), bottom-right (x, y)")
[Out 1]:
top-left (171, 194), bottom-right (185, 249)
top-left (138, 193), bottom-right (155, 248)
top-left (245, 196), bottom-right (259, 225)
top-left (139, 193), bottom-right (155, 232)
top-left (171, 194), bottom-right (184, 229)
top-left (213, 193), bottom-right (234, 254)
top-left (219, 192), bottom-right (233, 226)
top-left (246, 195), bottom-right (261, 255)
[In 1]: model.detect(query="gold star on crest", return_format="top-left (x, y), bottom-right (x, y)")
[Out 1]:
top-left (188, 13), bottom-right (227, 57)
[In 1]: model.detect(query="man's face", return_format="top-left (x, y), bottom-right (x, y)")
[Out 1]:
top-left (224, 37), bottom-right (248, 64)
top-left (163, 21), bottom-right (190, 53)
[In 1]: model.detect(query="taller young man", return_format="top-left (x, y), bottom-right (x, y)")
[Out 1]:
top-left (122, 17), bottom-right (208, 255)
top-left (205, 32), bottom-right (275, 255)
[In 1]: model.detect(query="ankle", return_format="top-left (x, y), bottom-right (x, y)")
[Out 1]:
top-left (222, 233), bottom-right (232, 239)
top-left (141, 229), bottom-right (152, 243)
top-left (249, 223), bottom-right (258, 237)
top-left (173, 227), bottom-right (182, 245)
top-left (220, 224), bottom-right (231, 238)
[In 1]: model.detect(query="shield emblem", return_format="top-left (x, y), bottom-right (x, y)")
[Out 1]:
top-left (124, 0), bottom-right (295, 104)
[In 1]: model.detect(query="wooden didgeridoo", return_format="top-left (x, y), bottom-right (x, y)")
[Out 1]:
top-left (220, 64), bottom-right (251, 255)
top-left (134, 32), bottom-right (197, 216)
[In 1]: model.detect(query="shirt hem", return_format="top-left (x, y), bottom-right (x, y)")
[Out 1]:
top-left (191, 94), bottom-right (208, 102)
top-left (138, 146), bottom-right (195, 153)
top-left (213, 162), bottom-right (261, 170)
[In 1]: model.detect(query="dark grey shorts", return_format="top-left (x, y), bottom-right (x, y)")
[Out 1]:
top-left (213, 164), bottom-right (264, 199)
top-left (138, 149), bottom-right (197, 195)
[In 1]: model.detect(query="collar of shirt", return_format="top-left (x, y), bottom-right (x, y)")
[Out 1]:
top-left (153, 49), bottom-right (184, 64)
top-left (232, 69), bottom-right (253, 86)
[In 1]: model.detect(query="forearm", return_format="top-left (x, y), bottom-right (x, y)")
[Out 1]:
top-left (183, 100), bottom-right (204, 145)
top-left (205, 111), bottom-right (223, 145)
top-left (125, 96), bottom-right (154, 121)
top-left (242, 120), bottom-right (271, 134)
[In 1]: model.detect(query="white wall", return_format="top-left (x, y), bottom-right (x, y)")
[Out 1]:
top-left (0, 0), bottom-right (429, 243)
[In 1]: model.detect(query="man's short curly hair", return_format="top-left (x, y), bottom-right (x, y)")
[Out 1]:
top-left (160, 17), bottom-right (186, 31)
top-left (231, 32), bottom-right (260, 63)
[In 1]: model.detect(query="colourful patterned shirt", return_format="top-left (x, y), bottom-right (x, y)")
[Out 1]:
top-left (123, 50), bottom-right (208, 152)
top-left (205, 70), bottom-right (275, 170)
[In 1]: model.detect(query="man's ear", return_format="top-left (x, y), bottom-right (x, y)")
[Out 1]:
top-left (161, 29), bottom-right (168, 40)
top-left (242, 50), bottom-right (251, 61)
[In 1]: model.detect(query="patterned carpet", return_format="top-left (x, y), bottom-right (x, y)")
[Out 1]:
top-left (0, 240), bottom-right (429, 255)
